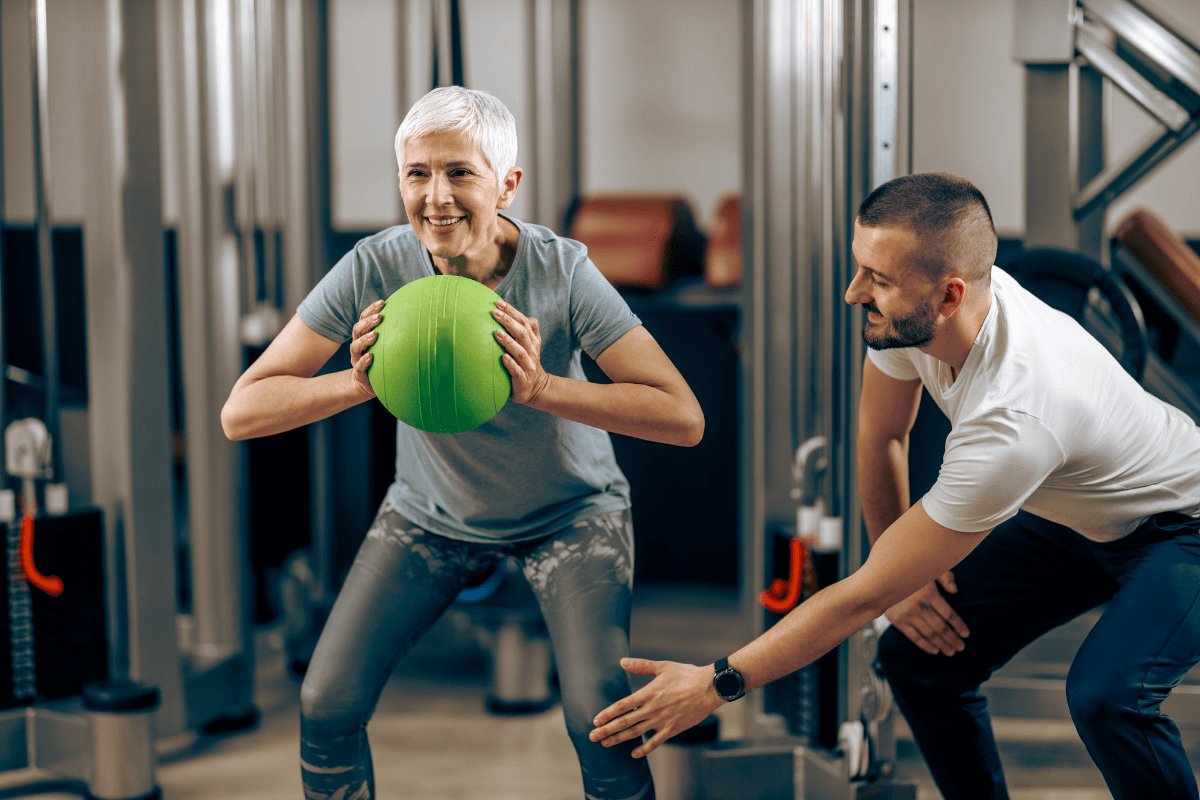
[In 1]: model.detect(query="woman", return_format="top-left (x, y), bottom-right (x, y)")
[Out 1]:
top-left (221, 85), bottom-right (702, 800)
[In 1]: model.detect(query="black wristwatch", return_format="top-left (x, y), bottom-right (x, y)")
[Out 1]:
top-left (712, 656), bottom-right (746, 702)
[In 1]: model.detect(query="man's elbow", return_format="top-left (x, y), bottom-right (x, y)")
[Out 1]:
top-left (841, 572), bottom-right (897, 622)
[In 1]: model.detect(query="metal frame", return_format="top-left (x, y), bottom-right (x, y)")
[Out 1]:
top-left (1020, 0), bottom-right (1200, 256)
top-left (28, 0), bottom-right (59, 483)
top-left (739, 0), bottom-right (914, 793)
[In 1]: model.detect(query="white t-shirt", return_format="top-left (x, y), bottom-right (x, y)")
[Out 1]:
top-left (868, 266), bottom-right (1200, 542)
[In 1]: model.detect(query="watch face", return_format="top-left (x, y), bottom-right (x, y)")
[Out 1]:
top-left (715, 670), bottom-right (742, 698)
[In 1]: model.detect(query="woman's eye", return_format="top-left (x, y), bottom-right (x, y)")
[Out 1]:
top-left (450, 168), bottom-right (471, 177)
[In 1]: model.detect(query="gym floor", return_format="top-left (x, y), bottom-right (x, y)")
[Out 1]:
top-left (29, 584), bottom-right (1200, 800)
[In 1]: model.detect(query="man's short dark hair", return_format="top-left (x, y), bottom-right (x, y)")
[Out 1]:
top-left (857, 172), bottom-right (998, 284)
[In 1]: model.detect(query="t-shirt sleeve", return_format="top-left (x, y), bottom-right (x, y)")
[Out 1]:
top-left (297, 245), bottom-right (367, 343)
top-left (568, 253), bottom-right (642, 359)
top-left (922, 408), bottom-right (1065, 532)
top-left (866, 346), bottom-right (921, 381)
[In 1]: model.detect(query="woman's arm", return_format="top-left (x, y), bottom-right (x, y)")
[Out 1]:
top-left (492, 301), bottom-right (704, 447)
top-left (221, 311), bottom-right (377, 441)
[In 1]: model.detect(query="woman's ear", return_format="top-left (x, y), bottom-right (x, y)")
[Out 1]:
top-left (498, 166), bottom-right (523, 209)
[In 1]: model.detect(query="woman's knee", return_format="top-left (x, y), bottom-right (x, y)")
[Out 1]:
top-left (301, 672), bottom-right (370, 725)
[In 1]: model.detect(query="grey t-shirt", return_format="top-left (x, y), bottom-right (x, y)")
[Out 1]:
top-left (297, 215), bottom-right (640, 542)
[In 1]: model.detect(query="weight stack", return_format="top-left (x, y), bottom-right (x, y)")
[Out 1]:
top-left (761, 530), bottom-right (840, 749)
top-left (0, 509), bottom-right (108, 709)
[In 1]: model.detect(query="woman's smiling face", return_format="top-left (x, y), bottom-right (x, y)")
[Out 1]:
top-left (399, 129), bottom-right (519, 268)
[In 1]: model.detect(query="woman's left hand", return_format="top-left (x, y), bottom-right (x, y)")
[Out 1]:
top-left (493, 300), bottom-right (552, 405)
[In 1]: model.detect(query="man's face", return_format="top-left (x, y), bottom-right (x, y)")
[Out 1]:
top-left (846, 220), bottom-right (940, 350)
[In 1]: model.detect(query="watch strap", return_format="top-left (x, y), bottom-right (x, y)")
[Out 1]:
top-left (715, 656), bottom-right (729, 673)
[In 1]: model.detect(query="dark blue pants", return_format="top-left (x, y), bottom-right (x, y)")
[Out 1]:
top-left (299, 499), bottom-right (654, 800)
top-left (878, 510), bottom-right (1200, 800)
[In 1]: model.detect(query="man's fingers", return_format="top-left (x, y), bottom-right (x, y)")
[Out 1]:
top-left (620, 657), bottom-right (660, 676)
top-left (592, 690), bottom-right (647, 727)
top-left (920, 588), bottom-right (970, 642)
top-left (897, 622), bottom-right (941, 655)
top-left (923, 594), bottom-right (970, 641)
top-left (911, 608), bottom-right (963, 655)
top-left (633, 729), bottom-right (672, 759)
top-left (599, 717), bottom-right (655, 749)
top-left (937, 570), bottom-right (958, 594)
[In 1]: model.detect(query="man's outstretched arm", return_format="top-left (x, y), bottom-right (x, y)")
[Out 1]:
top-left (588, 501), bottom-right (992, 758)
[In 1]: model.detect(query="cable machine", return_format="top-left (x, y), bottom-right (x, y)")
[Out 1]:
top-left (668, 0), bottom-right (919, 797)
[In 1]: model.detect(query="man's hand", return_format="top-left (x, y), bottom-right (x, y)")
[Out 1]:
top-left (885, 571), bottom-right (969, 655)
top-left (348, 299), bottom-right (385, 398)
top-left (588, 658), bottom-right (723, 759)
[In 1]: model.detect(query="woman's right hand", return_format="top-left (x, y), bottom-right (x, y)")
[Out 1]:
top-left (349, 299), bottom-right (385, 397)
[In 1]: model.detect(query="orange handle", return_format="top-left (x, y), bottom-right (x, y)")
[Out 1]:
top-left (20, 514), bottom-right (63, 597)
top-left (759, 537), bottom-right (805, 613)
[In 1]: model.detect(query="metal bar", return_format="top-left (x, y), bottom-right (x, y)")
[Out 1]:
top-left (527, 0), bottom-right (578, 232)
top-left (28, 0), bottom-right (59, 484)
top-left (235, 0), bottom-right (260, 310)
top-left (1081, 0), bottom-right (1200, 97)
top-left (176, 0), bottom-right (253, 718)
top-left (1075, 21), bottom-right (1190, 132)
top-left (82, 0), bottom-right (185, 736)
top-left (1073, 118), bottom-right (1198, 220)
top-left (1024, 64), bottom-right (1106, 256)
top-left (740, 0), bottom-right (770, 739)
top-left (871, 0), bottom-right (899, 190)
top-left (433, 0), bottom-right (453, 88)
top-left (0, 2), bottom-right (7, 480)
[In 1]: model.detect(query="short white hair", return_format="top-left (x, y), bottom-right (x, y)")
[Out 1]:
top-left (395, 86), bottom-right (518, 188)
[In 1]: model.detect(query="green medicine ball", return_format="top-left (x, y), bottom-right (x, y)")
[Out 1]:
top-left (368, 275), bottom-right (512, 433)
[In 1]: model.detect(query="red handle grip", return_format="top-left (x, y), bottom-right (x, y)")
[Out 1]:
top-left (20, 514), bottom-right (63, 597)
top-left (759, 537), bottom-right (805, 613)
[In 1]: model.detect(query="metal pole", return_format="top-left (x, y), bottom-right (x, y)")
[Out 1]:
top-left (166, 0), bottom-right (255, 730)
top-left (82, 0), bottom-right (186, 736)
top-left (283, 0), bottom-right (332, 600)
top-left (738, 0), bottom-right (768, 738)
top-left (527, 0), bottom-right (579, 232)
top-left (0, 3), bottom-right (7, 481)
top-left (28, 0), bottom-right (59, 485)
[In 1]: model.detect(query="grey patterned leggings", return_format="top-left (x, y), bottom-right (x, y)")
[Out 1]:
top-left (299, 498), bottom-right (655, 800)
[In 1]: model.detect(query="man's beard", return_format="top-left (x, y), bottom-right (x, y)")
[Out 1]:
top-left (862, 298), bottom-right (938, 350)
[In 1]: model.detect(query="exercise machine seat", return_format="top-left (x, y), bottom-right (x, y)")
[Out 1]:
top-left (704, 193), bottom-right (742, 290)
top-left (1005, 248), bottom-right (1149, 382)
top-left (1113, 208), bottom-right (1200, 326)
top-left (568, 195), bottom-right (704, 289)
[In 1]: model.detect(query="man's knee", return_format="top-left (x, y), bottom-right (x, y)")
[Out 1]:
top-left (1066, 661), bottom-right (1142, 731)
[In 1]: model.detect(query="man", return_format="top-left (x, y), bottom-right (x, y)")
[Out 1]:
top-left (588, 172), bottom-right (1200, 800)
